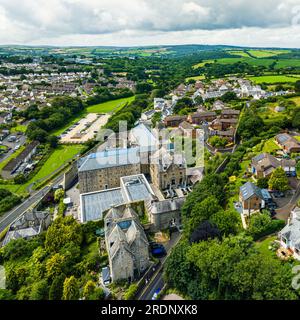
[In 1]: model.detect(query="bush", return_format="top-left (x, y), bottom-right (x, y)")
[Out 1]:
top-left (124, 283), bottom-right (138, 300)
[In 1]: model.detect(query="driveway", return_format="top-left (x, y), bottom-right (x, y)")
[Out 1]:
top-left (275, 180), bottom-right (300, 221)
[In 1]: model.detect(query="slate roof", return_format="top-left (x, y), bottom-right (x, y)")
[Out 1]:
top-left (78, 147), bottom-right (140, 172)
top-left (240, 182), bottom-right (264, 201)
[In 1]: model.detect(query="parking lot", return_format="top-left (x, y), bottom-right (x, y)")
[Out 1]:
top-left (0, 133), bottom-right (26, 162)
top-left (59, 113), bottom-right (110, 144)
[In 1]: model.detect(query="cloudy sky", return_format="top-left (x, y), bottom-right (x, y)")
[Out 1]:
top-left (0, 0), bottom-right (300, 47)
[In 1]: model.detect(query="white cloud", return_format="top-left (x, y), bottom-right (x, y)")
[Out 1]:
top-left (0, 0), bottom-right (299, 47)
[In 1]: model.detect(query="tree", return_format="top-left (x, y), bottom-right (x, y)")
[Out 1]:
top-left (268, 167), bottom-right (289, 192)
top-left (30, 279), bottom-right (49, 300)
top-left (46, 253), bottom-right (66, 279)
top-left (83, 280), bottom-right (96, 300)
top-left (82, 280), bottom-right (105, 300)
top-left (186, 196), bottom-right (223, 235)
top-left (189, 221), bottom-right (221, 243)
top-left (295, 80), bottom-right (300, 93)
top-left (247, 211), bottom-right (285, 240)
top-left (14, 174), bottom-right (26, 184)
top-left (54, 189), bottom-right (65, 203)
top-left (49, 274), bottom-right (65, 300)
top-left (209, 136), bottom-right (228, 148)
top-left (62, 276), bottom-right (79, 300)
top-left (257, 177), bottom-right (269, 189)
top-left (47, 135), bottom-right (59, 148)
top-left (45, 216), bottom-right (83, 253)
top-left (220, 91), bottom-right (237, 102)
top-left (0, 289), bottom-right (15, 300)
top-left (210, 210), bottom-right (240, 236)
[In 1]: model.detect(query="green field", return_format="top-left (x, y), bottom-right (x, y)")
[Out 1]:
top-left (248, 74), bottom-right (300, 84)
top-left (86, 96), bottom-right (135, 113)
top-left (193, 60), bottom-right (214, 69)
top-left (227, 50), bottom-right (250, 57)
top-left (185, 75), bottom-right (206, 81)
top-left (217, 57), bottom-right (275, 66)
top-left (247, 49), bottom-right (290, 58)
top-left (32, 145), bottom-right (84, 183)
top-left (0, 145), bottom-right (84, 195)
top-left (275, 59), bottom-right (300, 69)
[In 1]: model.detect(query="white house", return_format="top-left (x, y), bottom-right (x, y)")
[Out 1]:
top-left (279, 207), bottom-right (300, 260)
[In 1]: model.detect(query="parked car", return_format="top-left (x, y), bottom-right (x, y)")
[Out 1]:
top-left (150, 243), bottom-right (167, 258)
top-left (151, 288), bottom-right (162, 300)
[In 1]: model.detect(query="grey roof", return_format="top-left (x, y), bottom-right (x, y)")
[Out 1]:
top-left (130, 123), bottom-right (158, 152)
top-left (121, 174), bottom-right (155, 202)
top-left (240, 182), bottom-right (263, 201)
top-left (80, 174), bottom-right (155, 222)
top-left (148, 197), bottom-right (185, 214)
top-left (80, 188), bottom-right (125, 222)
top-left (280, 217), bottom-right (300, 250)
top-left (78, 147), bottom-right (140, 173)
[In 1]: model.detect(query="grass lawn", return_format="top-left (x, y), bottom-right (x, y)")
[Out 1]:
top-left (0, 145), bottom-right (85, 196)
top-left (11, 124), bottom-right (27, 133)
top-left (31, 145), bottom-right (84, 183)
top-left (262, 138), bottom-right (281, 153)
top-left (248, 75), bottom-right (300, 84)
top-left (255, 235), bottom-right (277, 258)
top-left (86, 96), bottom-right (135, 113)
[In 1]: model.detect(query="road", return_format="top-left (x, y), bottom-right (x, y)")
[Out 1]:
top-left (0, 173), bottom-right (64, 233)
top-left (138, 231), bottom-right (181, 300)
top-left (275, 179), bottom-right (300, 221)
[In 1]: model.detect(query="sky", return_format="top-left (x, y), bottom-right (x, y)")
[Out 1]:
top-left (0, 0), bottom-right (300, 48)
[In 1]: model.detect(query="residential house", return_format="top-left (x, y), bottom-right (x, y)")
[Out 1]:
top-left (178, 121), bottom-right (197, 138)
top-left (188, 111), bottom-right (217, 125)
top-left (164, 115), bottom-right (187, 127)
top-left (221, 109), bottom-right (240, 119)
top-left (1, 141), bottom-right (39, 179)
top-left (239, 182), bottom-right (265, 214)
top-left (2, 210), bottom-right (51, 247)
top-left (275, 133), bottom-right (300, 154)
top-left (251, 153), bottom-right (296, 178)
top-left (279, 207), bottom-right (300, 260)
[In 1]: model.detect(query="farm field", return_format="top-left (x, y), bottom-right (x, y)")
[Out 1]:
top-left (86, 96), bottom-right (135, 113)
top-left (275, 59), bottom-right (300, 69)
top-left (217, 57), bottom-right (275, 66)
top-left (247, 49), bottom-right (289, 58)
top-left (193, 60), bottom-right (214, 69)
top-left (227, 50), bottom-right (250, 57)
top-left (186, 75), bottom-right (206, 81)
top-left (248, 74), bottom-right (300, 84)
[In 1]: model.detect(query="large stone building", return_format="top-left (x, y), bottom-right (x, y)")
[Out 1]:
top-left (104, 204), bottom-right (150, 282)
top-left (78, 147), bottom-right (141, 193)
top-left (150, 147), bottom-right (188, 190)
